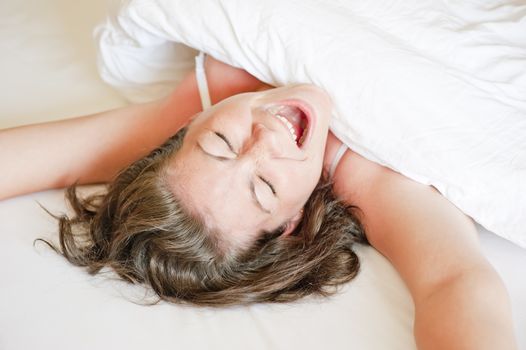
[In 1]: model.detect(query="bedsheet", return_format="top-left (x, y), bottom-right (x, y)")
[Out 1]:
top-left (0, 1), bottom-right (525, 350)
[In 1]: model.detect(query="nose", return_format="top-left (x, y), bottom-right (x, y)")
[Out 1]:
top-left (243, 123), bottom-right (283, 160)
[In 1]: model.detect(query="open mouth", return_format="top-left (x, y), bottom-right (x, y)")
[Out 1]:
top-left (266, 102), bottom-right (310, 147)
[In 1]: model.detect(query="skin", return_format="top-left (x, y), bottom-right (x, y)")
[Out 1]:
top-left (326, 137), bottom-right (517, 349)
top-left (167, 85), bottom-right (332, 248)
top-left (0, 55), bottom-right (518, 349)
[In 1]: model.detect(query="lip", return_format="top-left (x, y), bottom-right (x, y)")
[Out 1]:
top-left (273, 98), bottom-right (315, 150)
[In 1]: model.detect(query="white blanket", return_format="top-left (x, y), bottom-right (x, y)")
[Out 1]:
top-left (96, 0), bottom-right (526, 248)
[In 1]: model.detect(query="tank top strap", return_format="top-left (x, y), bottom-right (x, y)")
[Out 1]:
top-left (194, 51), bottom-right (212, 110)
top-left (329, 142), bottom-right (349, 179)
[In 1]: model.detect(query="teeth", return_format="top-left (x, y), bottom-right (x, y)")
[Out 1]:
top-left (267, 105), bottom-right (308, 145)
top-left (267, 105), bottom-right (303, 122)
top-left (274, 114), bottom-right (297, 142)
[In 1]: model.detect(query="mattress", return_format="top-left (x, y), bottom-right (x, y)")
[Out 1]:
top-left (0, 1), bottom-right (525, 349)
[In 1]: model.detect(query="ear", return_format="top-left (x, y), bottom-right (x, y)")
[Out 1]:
top-left (281, 209), bottom-right (304, 237)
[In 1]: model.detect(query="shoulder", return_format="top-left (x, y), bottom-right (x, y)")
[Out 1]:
top-left (331, 144), bottom-right (482, 298)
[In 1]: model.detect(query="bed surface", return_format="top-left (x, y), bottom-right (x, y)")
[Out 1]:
top-left (1, 1), bottom-right (525, 349)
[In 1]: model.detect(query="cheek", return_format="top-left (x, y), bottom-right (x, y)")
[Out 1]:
top-left (282, 170), bottom-right (318, 205)
top-left (282, 156), bottom-right (322, 185)
top-left (281, 189), bottom-right (313, 218)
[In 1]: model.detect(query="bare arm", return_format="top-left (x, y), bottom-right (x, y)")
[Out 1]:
top-left (0, 56), bottom-right (264, 201)
top-left (326, 133), bottom-right (517, 349)
top-left (0, 75), bottom-right (194, 201)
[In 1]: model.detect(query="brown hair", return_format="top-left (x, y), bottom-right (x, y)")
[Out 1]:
top-left (41, 128), bottom-right (367, 307)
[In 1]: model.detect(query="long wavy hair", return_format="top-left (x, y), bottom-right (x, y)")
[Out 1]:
top-left (40, 127), bottom-right (367, 307)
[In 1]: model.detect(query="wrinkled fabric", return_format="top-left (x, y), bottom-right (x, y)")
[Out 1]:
top-left (96, 0), bottom-right (526, 247)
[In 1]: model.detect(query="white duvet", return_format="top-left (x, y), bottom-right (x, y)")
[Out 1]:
top-left (96, 0), bottom-right (526, 247)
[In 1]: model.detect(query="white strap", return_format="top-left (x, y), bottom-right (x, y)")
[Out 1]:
top-left (195, 51), bottom-right (212, 110)
top-left (329, 142), bottom-right (348, 179)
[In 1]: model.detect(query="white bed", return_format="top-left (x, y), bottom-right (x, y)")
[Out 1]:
top-left (0, 1), bottom-right (525, 349)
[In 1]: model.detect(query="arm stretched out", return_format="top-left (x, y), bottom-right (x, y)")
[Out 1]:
top-left (0, 81), bottom-right (190, 201)
top-left (0, 56), bottom-right (262, 201)
top-left (325, 133), bottom-right (518, 350)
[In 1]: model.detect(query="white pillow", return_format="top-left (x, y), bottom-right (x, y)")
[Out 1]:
top-left (96, 0), bottom-right (526, 248)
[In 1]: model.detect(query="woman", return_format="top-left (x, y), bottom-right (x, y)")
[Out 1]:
top-left (0, 55), bottom-right (517, 349)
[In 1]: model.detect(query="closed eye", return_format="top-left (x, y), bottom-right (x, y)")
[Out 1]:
top-left (258, 175), bottom-right (276, 196)
top-left (196, 130), bottom-right (237, 160)
top-left (215, 132), bottom-right (237, 155)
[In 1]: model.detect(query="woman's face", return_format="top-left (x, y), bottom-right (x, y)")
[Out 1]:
top-left (167, 84), bottom-right (332, 248)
